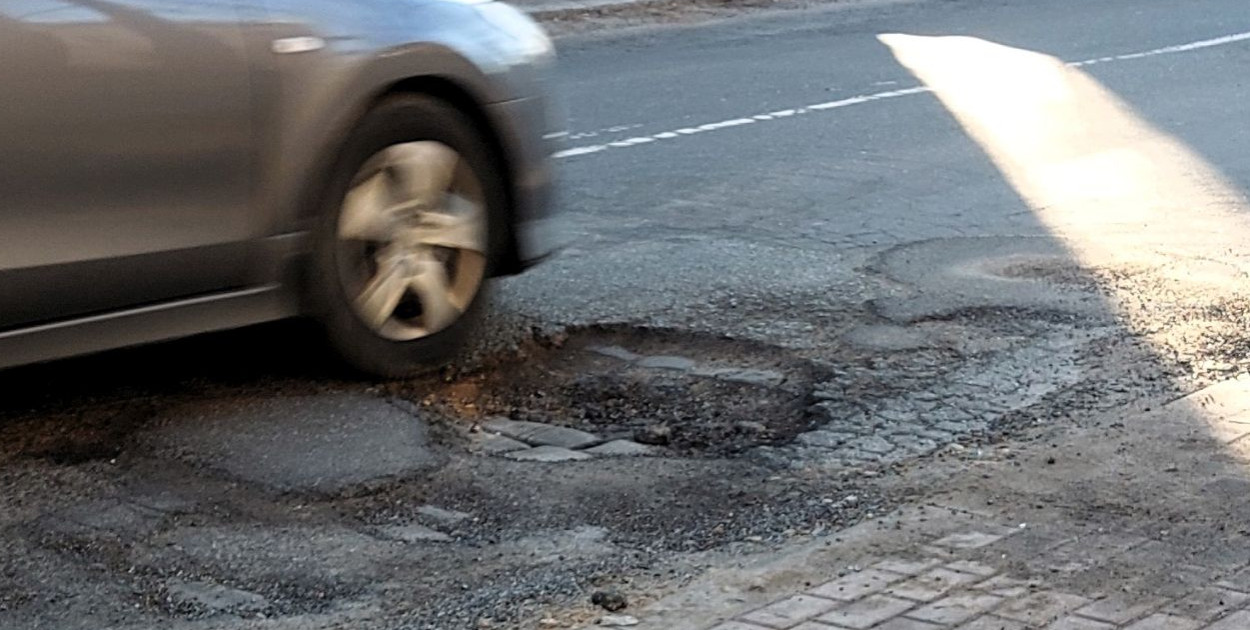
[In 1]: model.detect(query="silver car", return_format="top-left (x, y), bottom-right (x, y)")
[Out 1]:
top-left (0, 0), bottom-right (561, 377)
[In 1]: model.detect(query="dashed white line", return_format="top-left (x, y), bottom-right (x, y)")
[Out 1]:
top-left (1069, 31), bottom-right (1250, 67)
top-left (553, 30), bottom-right (1250, 161)
top-left (562, 123), bottom-right (646, 141)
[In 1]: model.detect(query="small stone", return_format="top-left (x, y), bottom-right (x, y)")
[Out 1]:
top-left (416, 505), bottom-right (470, 525)
top-left (482, 417), bottom-right (600, 449)
top-left (592, 590), bottom-right (629, 612)
top-left (504, 446), bottom-right (594, 462)
top-left (586, 440), bottom-right (655, 457)
top-left (598, 614), bottom-right (640, 626)
top-left (538, 618), bottom-right (561, 628)
top-left (380, 523), bottom-right (453, 543)
top-left (634, 424), bottom-right (672, 446)
top-left (589, 345), bottom-right (640, 362)
top-left (636, 355), bottom-right (697, 371)
top-left (735, 421), bottom-right (768, 433)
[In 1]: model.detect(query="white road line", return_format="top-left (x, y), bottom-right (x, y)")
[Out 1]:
top-left (554, 30), bottom-right (1250, 161)
top-left (1069, 31), bottom-right (1250, 67)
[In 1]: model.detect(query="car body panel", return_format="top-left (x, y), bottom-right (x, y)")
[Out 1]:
top-left (0, 0), bottom-right (563, 369)
top-left (0, 0), bottom-right (260, 328)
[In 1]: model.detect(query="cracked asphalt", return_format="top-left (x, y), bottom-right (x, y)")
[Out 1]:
top-left (6, 0), bottom-right (1250, 628)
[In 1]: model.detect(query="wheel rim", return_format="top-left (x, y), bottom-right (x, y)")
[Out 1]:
top-left (336, 141), bottom-right (488, 341)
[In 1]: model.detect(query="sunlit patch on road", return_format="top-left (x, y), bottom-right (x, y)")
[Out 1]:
top-left (880, 32), bottom-right (1250, 462)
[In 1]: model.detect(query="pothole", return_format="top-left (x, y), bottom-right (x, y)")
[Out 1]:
top-left (991, 257), bottom-right (1102, 288)
top-left (411, 328), bottom-right (823, 458)
top-left (869, 236), bottom-right (1114, 324)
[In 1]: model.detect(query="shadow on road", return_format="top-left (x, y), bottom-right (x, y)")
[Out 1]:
top-left (0, 320), bottom-right (346, 417)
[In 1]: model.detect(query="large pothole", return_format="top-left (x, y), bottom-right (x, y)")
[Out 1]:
top-left (408, 327), bottom-right (824, 459)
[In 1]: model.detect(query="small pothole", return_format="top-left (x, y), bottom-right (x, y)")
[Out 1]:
top-left (993, 257), bottom-right (1102, 288)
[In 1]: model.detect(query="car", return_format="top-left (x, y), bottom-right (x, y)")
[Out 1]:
top-left (0, 0), bottom-right (562, 377)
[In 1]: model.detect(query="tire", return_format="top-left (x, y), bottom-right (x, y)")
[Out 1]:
top-left (306, 94), bottom-right (507, 378)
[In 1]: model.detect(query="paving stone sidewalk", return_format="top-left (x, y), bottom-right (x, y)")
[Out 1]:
top-left (705, 517), bottom-right (1233, 630)
top-left (578, 378), bottom-right (1250, 630)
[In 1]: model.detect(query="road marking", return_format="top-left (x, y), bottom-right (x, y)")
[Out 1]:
top-left (1069, 31), bottom-right (1250, 67)
top-left (554, 30), bottom-right (1250, 161)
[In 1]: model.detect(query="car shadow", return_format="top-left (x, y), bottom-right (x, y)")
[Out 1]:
top-left (0, 320), bottom-right (350, 423)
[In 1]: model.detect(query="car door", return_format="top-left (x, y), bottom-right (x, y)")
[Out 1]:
top-left (0, 0), bottom-right (258, 329)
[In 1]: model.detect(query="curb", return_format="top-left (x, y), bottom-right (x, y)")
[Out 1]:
top-left (518, 0), bottom-right (881, 21)
top-left (518, 0), bottom-right (642, 17)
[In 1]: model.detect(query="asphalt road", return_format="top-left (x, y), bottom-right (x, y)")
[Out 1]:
top-left (504, 0), bottom-right (1250, 335)
top-left (6, 0), bottom-right (1250, 629)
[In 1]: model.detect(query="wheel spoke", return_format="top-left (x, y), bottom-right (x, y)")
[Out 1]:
top-left (337, 141), bottom-right (486, 342)
top-left (408, 197), bottom-right (486, 253)
top-left (409, 260), bottom-right (461, 333)
top-left (387, 142), bottom-right (460, 209)
top-left (339, 172), bottom-right (394, 241)
top-left (355, 256), bottom-right (408, 331)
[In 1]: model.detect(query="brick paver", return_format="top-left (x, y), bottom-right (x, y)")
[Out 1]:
top-left (1162, 587), bottom-right (1250, 622)
top-left (972, 576), bottom-right (1033, 599)
top-left (741, 595), bottom-right (838, 628)
top-left (1120, 613), bottom-right (1202, 630)
top-left (672, 517), bottom-right (1250, 630)
top-left (907, 592), bottom-right (1004, 625)
top-left (956, 617), bottom-right (1029, 630)
top-left (1045, 615), bottom-right (1114, 629)
top-left (932, 531), bottom-right (1008, 550)
top-left (709, 622), bottom-right (771, 630)
top-left (874, 558), bottom-right (942, 577)
top-left (946, 560), bottom-right (999, 577)
top-left (1075, 595), bottom-right (1167, 624)
top-left (1216, 566), bottom-right (1250, 592)
top-left (1205, 610), bottom-right (1250, 630)
top-left (874, 618), bottom-right (943, 630)
top-left (809, 569), bottom-right (907, 601)
top-left (994, 591), bottom-right (1090, 625)
top-left (888, 568), bottom-right (982, 602)
top-left (817, 594), bottom-right (916, 629)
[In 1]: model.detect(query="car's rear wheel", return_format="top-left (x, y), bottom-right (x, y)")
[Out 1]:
top-left (308, 95), bottom-right (505, 378)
